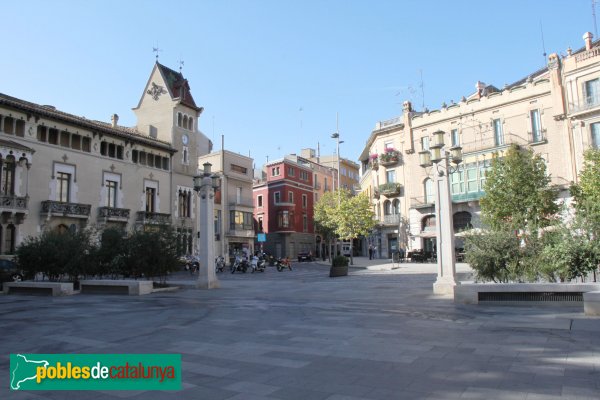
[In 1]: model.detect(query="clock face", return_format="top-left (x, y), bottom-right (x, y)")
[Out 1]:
top-left (182, 134), bottom-right (189, 145)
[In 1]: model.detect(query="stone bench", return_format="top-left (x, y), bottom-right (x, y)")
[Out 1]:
top-left (583, 291), bottom-right (600, 316)
top-left (454, 283), bottom-right (600, 305)
top-left (3, 281), bottom-right (75, 296)
top-left (79, 280), bottom-right (153, 295)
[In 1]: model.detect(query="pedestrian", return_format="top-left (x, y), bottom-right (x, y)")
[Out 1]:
top-left (398, 246), bottom-right (405, 263)
top-left (368, 244), bottom-right (373, 260)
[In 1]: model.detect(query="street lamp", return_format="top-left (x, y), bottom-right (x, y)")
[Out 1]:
top-left (418, 130), bottom-right (463, 295)
top-left (193, 162), bottom-right (221, 289)
top-left (331, 132), bottom-right (343, 191)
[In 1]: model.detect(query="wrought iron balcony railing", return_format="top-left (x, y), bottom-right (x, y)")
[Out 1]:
top-left (135, 211), bottom-right (171, 225)
top-left (98, 207), bottom-right (130, 221)
top-left (378, 182), bottom-right (402, 197)
top-left (41, 200), bottom-right (91, 218)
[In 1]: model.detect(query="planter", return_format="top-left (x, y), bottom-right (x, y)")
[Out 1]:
top-left (329, 265), bottom-right (348, 277)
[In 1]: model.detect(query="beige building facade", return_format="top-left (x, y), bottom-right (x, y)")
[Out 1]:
top-left (360, 33), bottom-right (598, 259)
top-left (198, 147), bottom-right (255, 260)
top-left (0, 62), bottom-right (212, 255)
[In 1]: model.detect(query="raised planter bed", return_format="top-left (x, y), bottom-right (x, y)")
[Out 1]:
top-left (3, 282), bottom-right (75, 296)
top-left (79, 280), bottom-right (153, 296)
top-left (455, 283), bottom-right (600, 306)
top-left (584, 291), bottom-right (600, 316)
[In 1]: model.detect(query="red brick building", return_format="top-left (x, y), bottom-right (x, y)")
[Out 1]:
top-left (253, 156), bottom-right (315, 258)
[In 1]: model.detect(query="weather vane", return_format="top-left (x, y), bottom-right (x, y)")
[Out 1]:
top-left (179, 59), bottom-right (185, 73)
top-left (153, 46), bottom-right (162, 61)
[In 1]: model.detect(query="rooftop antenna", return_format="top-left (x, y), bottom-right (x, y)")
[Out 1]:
top-left (419, 69), bottom-right (425, 110)
top-left (540, 20), bottom-right (547, 65)
top-left (594, 0), bottom-right (599, 38)
top-left (152, 46), bottom-right (162, 61)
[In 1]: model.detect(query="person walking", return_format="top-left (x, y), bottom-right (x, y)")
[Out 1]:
top-left (368, 244), bottom-right (373, 260)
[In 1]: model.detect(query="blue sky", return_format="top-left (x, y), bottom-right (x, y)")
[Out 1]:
top-left (1, 0), bottom-right (594, 169)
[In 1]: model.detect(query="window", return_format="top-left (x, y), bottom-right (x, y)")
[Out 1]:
top-left (71, 135), bottom-right (81, 150)
top-left (302, 194), bottom-right (307, 208)
top-left (530, 109), bottom-right (542, 142)
top-left (451, 129), bottom-right (459, 147)
top-left (422, 215), bottom-right (436, 231)
top-left (231, 164), bottom-right (247, 174)
top-left (145, 187), bottom-right (156, 212)
top-left (300, 171), bottom-right (309, 180)
top-left (230, 211), bottom-right (253, 231)
top-left (466, 163), bottom-right (478, 193)
top-left (386, 169), bottom-right (396, 183)
top-left (274, 191), bottom-right (281, 203)
top-left (15, 120), bottom-right (25, 137)
top-left (215, 210), bottom-right (221, 238)
top-left (178, 113), bottom-right (183, 127)
top-left (278, 210), bottom-right (293, 228)
top-left (288, 191), bottom-right (294, 204)
top-left (57, 172), bottom-right (71, 202)
top-left (188, 117), bottom-right (193, 130)
top-left (182, 147), bottom-right (189, 164)
top-left (3, 117), bottom-right (13, 134)
top-left (303, 214), bottom-right (308, 232)
top-left (424, 178), bottom-right (434, 204)
top-left (37, 126), bottom-right (47, 142)
top-left (257, 216), bottom-right (264, 232)
top-left (236, 187), bottom-right (242, 204)
top-left (450, 165), bottom-right (465, 195)
top-left (421, 136), bottom-right (430, 151)
top-left (48, 128), bottom-right (58, 145)
top-left (392, 199), bottom-right (400, 214)
top-left (383, 200), bottom-right (392, 215)
top-left (106, 180), bottom-right (117, 208)
top-left (453, 211), bottom-right (472, 233)
top-left (288, 167), bottom-right (295, 176)
top-left (591, 122), bottom-right (600, 148)
top-left (272, 167), bottom-right (280, 176)
top-left (585, 78), bottom-right (600, 106)
top-left (257, 195), bottom-right (263, 207)
top-left (1, 156), bottom-right (15, 195)
top-left (4, 224), bottom-right (15, 254)
top-left (493, 119), bottom-right (504, 146)
top-left (384, 140), bottom-right (394, 149)
top-left (178, 189), bottom-right (191, 218)
top-left (60, 131), bottom-right (70, 147)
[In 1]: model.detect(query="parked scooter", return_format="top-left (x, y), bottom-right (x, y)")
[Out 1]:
top-left (275, 257), bottom-right (293, 272)
top-left (230, 254), bottom-right (248, 274)
top-left (250, 254), bottom-right (266, 273)
top-left (215, 255), bottom-right (225, 273)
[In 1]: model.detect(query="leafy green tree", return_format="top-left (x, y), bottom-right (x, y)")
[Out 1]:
top-left (95, 227), bottom-right (127, 278)
top-left (314, 191), bottom-right (339, 262)
top-left (571, 149), bottom-right (600, 238)
top-left (123, 225), bottom-right (179, 284)
top-left (333, 190), bottom-right (376, 265)
top-left (480, 144), bottom-right (559, 234)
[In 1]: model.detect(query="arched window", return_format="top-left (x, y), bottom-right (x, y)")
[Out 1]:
top-left (422, 215), bottom-right (436, 231)
top-left (453, 211), bottom-right (472, 232)
top-left (177, 113), bottom-right (182, 127)
top-left (4, 224), bottom-right (15, 254)
top-left (188, 117), bottom-right (193, 131)
top-left (392, 199), bottom-right (400, 214)
top-left (183, 115), bottom-right (188, 130)
top-left (383, 200), bottom-right (392, 215)
top-left (424, 178), bottom-right (434, 204)
top-left (1, 156), bottom-right (16, 195)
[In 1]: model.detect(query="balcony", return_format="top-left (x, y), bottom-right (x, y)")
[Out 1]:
top-left (574, 46), bottom-right (600, 63)
top-left (0, 195), bottom-right (28, 211)
top-left (382, 214), bottom-right (402, 225)
top-left (98, 207), bottom-right (130, 222)
top-left (41, 200), bottom-right (91, 219)
top-left (569, 92), bottom-right (600, 115)
top-left (460, 133), bottom-right (528, 155)
top-left (379, 149), bottom-right (402, 167)
top-left (378, 182), bottom-right (402, 197)
top-left (452, 190), bottom-right (485, 204)
top-left (228, 200), bottom-right (254, 209)
top-left (410, 196), bottom-right (435, 210)
top-left (135, 211), bottom-right (171, 225)
top-left (227, 228), bottom-right (255, 238)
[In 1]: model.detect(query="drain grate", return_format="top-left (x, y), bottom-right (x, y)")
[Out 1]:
top-left (478, 292), bottom-right (583, 302)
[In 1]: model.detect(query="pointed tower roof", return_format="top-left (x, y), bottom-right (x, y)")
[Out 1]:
top-left (156, 62), bottom-right (202, 112)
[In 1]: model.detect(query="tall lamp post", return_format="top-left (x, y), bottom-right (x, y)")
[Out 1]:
top-left (193, 162), bottom-right (221, 289)
top-left (418, 130), bottom-right (463, 295)
top-left (331, 132), bottom-right (343, 191)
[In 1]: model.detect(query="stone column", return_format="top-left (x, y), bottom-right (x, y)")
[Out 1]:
top-left (433, 157), bottom-right (458, 295)
top-left (196, 174), bottom-right (219, 289)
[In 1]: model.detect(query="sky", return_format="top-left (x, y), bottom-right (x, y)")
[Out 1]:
top-left (1, 0), bottom-right (596, 170)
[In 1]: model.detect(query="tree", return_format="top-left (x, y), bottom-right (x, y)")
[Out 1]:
top-left (480, 144), bottom-right (559, 234)
top-left (314, 191), bottom-right (339, 262)
top-left (333, 190), bottom-right (376, 265)
top-left (571, 149), bottom-right (600, 238)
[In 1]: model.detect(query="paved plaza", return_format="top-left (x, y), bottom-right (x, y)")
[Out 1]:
top-left (1, 258), bottom-right (599, 399)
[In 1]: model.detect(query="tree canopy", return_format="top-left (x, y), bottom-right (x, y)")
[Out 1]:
top-left (479, 144), bottom-right (559, 233)
top-left (571, 149), bottom-right (600, 237)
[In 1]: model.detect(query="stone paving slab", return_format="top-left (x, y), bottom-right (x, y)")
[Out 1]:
top-left (1, 259), bottom-right (599, 399)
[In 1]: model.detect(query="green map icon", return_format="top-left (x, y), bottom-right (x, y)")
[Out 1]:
top-left (10, 354), bottom-right (49, 390)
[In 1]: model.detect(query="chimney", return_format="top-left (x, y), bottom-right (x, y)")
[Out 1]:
top-left (584, 32), bottom-right (593, 50)
top-left (111, 114), bottom-right (119, 128)
top-left (476, 81), bottom-right (486, 98)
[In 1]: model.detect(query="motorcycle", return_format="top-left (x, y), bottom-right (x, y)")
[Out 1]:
top-left (230, 254), bottom-right (248, 274)
top-left (275, 257), bottom-right (293, 272)
top-left (250, 255), bottom-right (266, 273)
top-left (215, 256), bottom-right (225, 273)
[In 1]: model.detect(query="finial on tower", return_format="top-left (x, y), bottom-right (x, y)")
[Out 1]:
top-left (152, 46), bottom-right (162, 61)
